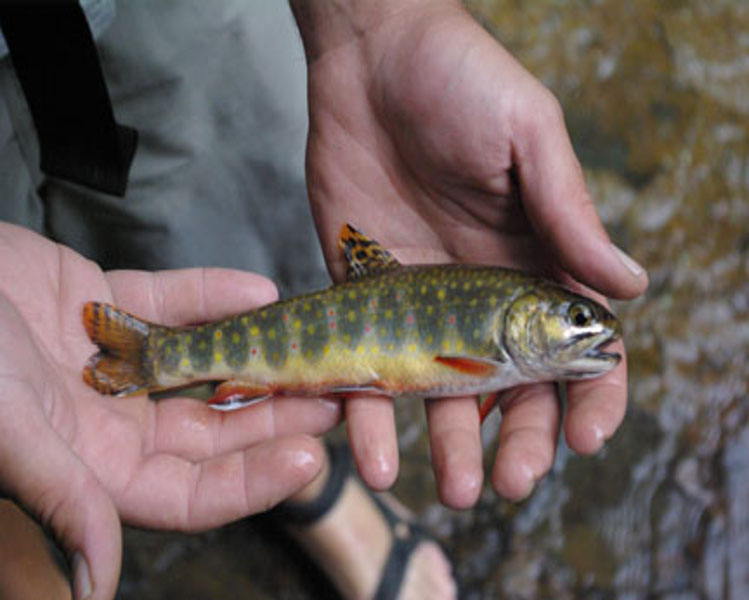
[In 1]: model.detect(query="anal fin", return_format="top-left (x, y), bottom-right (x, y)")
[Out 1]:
top-left (208, 381), bottom-right (272, 412)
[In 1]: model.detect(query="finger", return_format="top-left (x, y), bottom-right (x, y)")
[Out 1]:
top-left (345, 395), bottom-right (399, 490)
top-left (0, 408), bottom-right (121, 600)
top-left (491, 383), bottom-right (560, 501)
top-left (105, 267), bottom-right (279, 325)
top-left (425, 396), bottom-right (483, 509)
top-left (117, 435), bottom-right (325, 530)
top-left (512, 90), bottom-right (648, 299)
top-left (564, 340), bottom-right (628, 454)
top-left (144, 395), bottom-right (342, 462)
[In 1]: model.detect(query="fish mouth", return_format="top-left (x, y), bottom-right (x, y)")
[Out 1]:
top-left (562, 329), bottom-right (621, 378)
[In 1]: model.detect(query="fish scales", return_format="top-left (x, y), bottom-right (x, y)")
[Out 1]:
top-left (145, 266), bottom-right (524, 395)
top-left (82, 224), bottom-right (621, 418)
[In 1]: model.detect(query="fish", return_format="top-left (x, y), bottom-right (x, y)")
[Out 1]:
top-left (82, 224), bottom-right (622, 422)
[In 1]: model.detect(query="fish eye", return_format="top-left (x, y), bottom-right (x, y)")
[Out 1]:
top-left (568, 302), bottom-right (593, 327)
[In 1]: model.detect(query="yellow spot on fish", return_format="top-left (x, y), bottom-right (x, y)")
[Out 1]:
top-left (293, 319), bottom-right (302, 331)
top-left (323, 345), bottom-right (331, 356)
top-left (380, 327), bottom-right (388, 337)
top-left (165, 346), bottom-right (172, 356)
top-left (407, 343), bottom-right (416, 354)
top-left (348, 290), bottom-right (356, 300)
top-left (214, 351), bottom-right (223, 362)
top-left (384, 309), bottom-right (393, 319)
top-left (303, 302), bottom-right (311, 312)
top-left (185, 334), bottom-right (193, 344)
top-left (425, 334), bottom-right (434, 345)
top-left (455, 340), bottom-right (464, 352)
top-left (427, 306), bottom-right (434, 316)
top-left (241, 316), bottom-right (249, 326)
top-left (181, 357), bottom-right (190, 368)
top-left (199, 341), bottom-right (206, 350)
top-left (348, 310), bottom-right (356, 322)
top-left (305, 350), bottom-right (313, 359)
top-left (232, 332), bottom-right (240, 344)
top-left (473, 328), bottom-right (480, 339)
top-left (307, 324), bottom-right (316, 334)
top-left (268, 328), bottom-right (276, 340)
top-left (388, 343), bottom-right (395, 352)
top-left (463, 282), bottom-right (471, 291)
top-left (214, 330), bottom-right (223, 341)
top-left (342, 348), bottom-right (351, 357)
top-left (371, 345), bottom-right (379, 356)
top-left (437, 289), bottom-right (446, 301)
top-left (420, 285), bottom-right (427, 294)
top-left (250, 326), bottom-right (260, 336)
top-left (469, 298), bottom-right (478, 307)
top-left (489, 296), bottom-right (498, 308)
top-left (442, 340), bottom-right (451, 351)
top-left (356, 345), bottom-right (365, 356)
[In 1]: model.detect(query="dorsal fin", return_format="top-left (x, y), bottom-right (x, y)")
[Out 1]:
top-left (338, 224), bottom-right (401, 281)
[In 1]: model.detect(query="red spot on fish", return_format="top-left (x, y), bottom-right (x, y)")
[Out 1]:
top-left (330, 321), bottom-right (336, 330)
top-left (406, 314), bottom-right (415, 325)
top-left (370, 299), bottom-right (377, 309)
top-left (365, 324), bottom-right (371, 333)
top-left (395, 291), bottom-right (402, 301)
top-left (329, 309), bottom-right (335, 316)
top-left (291, 342), bottom-right (297, 350)
top-left (251, 348), bottom-right (257, 356)
top-left (448, 314), bottom-right (456, 325)
top-left (282, 314), bottom-right (289, 322)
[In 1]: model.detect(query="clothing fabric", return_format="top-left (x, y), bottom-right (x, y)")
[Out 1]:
top-left (0, 0), bottom-right (116, 58)
top-left (0, 0), bottom-right (327, 296)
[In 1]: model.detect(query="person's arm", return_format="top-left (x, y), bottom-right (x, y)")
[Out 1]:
top-left (0, 223), bottom-right (341, 600)
top-left (290, 0), bottom-right (647, 505)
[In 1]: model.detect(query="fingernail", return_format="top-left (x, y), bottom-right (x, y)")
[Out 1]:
top-left (611, 243), bottom-right (645, 278)
top-left (72, 552), bottom-right (92, 600)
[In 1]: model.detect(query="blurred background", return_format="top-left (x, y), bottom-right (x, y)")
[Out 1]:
top-left (117, 1), bottom-right (748, 598)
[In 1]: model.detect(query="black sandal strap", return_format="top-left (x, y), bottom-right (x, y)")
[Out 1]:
top-left (368, 492), bottom-right (432, 600)
top-left (271, 442), bottom-right (351, 525)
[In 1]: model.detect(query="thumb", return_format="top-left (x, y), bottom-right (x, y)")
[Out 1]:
top-left (513, 93), bottom-right (648, 299)
top-left (1, 417), bottom-right (121, 600)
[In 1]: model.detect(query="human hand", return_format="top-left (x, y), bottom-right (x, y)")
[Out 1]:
top-left (291, 0), bottom-right (648, 507)
top-left (0, 224), bottom-right (341, 599)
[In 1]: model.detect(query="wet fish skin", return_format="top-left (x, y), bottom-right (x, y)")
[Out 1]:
top-left (83, 264), bottom-right (621, 406)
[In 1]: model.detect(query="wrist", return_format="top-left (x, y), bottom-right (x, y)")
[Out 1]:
top-left (289, 0), bottom-right (460, 61)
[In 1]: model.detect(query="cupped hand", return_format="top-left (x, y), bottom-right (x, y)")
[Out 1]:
top-left (0, 224), bottom-right (341, 599)
top-left (297, 2), bottom-right (647, 506)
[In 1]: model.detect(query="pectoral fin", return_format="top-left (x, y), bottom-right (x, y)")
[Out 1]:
top-left (434, 356), bottom-right (498, 376)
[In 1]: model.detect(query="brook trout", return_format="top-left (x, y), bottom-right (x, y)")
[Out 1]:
top-left (83, 225), bottom-right (621, 421)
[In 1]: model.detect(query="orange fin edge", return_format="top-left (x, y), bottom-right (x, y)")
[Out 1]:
top-left (209, 381), bottom-right (273, 411)
top-left (478, 392), bottom-right (500, 424)
top-left (82, 301), bottom-right (153, 396)
top-left (434, 356), bottom-right (496, 377)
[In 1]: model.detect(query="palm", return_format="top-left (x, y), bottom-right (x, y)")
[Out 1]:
top-left (0, 225), bottom-right (341, 598)
top-left (304, 5), bottom-right (641, 505)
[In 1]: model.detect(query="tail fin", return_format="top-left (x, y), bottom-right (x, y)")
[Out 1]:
top-left (82, 302), bottom-right (154, 396)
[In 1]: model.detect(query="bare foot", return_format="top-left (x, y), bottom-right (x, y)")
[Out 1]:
top-left (286, 475), bottom-right (456, 600)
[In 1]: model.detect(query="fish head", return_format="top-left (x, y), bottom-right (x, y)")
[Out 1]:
top-left (501, 288), bottom-right (622, 380)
